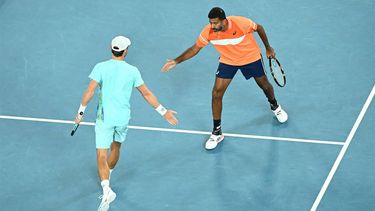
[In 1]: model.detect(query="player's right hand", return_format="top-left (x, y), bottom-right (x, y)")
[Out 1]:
top-left (161, 59), bottom-right (177, 72)
top-left (74, 113), bottom-right (83, 124)
top-left (266, 47), bottom-right (276, 59)
top-left (164, 110), bottom-right (178, 125)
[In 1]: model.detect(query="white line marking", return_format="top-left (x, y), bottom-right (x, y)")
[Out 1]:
top-left (311, 85), bottom-right (375, 211)
top-left (0, 115), bottom-right (343, 145)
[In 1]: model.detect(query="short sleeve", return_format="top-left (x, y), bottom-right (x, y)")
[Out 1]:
top-left (234, 16), bottom-right (257, 34)
top-left (195, 25), bottom-right (210, 48)
top-left (89, 64), bottom-right (102, 83)
top-left (247, 18), bottom-right (257, 33)
top-left (133, 68), bottom-right (144, 88)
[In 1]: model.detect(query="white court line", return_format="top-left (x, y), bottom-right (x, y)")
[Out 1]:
top-left (0, 115), bottom-right (343, 146)
top-left (311, 85), bottom-right (375, 211)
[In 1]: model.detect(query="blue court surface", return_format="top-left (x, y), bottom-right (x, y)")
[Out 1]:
top-left (0, 0), bottom-right (374, 210)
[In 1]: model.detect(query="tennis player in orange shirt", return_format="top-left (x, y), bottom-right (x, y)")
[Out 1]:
top-left (162, 7), bottom-right (288, 150)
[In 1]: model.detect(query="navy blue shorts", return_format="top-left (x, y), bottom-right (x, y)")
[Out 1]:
top-left (216, 59), bottom-right (265, 80)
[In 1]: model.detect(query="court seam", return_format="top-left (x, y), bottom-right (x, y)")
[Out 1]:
top-left (310, 85), bottom-right (375, 211)
top-left (0, 114), bottom-right (344, 146)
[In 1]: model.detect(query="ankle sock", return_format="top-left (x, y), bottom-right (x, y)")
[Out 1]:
top-left (213, 119), bottom-right (222, 135)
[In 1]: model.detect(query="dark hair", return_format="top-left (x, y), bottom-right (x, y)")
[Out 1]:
top-left (112, 49), bottom-right (125, 57)
top-left (208, 7), bottom-right (226, 20)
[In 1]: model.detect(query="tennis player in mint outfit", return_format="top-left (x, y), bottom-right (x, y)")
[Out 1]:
top-left (74, 36), bottom-right (178, 211)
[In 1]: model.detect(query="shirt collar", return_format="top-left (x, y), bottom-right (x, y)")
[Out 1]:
top-left (227, 18), bottom-right (232, 31)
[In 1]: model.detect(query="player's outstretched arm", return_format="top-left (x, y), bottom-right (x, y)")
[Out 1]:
top-left (136, 84), bottom-right (178, 125)
top-left (161, 44), bottom-right (202, 72)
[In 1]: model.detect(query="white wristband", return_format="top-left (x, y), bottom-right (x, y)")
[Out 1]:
top-left (78, 104), bottom-right (87, 115)
top-left (155, 104), bottom-right (167, 116)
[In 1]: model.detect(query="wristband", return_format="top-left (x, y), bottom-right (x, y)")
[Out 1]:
top-left (78, 104), bottom-right (87, 116)
top-left (155, 104), bottom-right (167, 116)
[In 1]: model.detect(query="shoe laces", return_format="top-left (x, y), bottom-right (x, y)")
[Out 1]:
top-left (209, 135), bottom-right (222, 142)
top-left (210, 139), bottom-right (218, 143)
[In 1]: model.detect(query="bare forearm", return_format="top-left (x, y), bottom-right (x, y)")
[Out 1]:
top-left (80, 80), bottom-right (98, 107)
top-left (174, 45), bottom-right (200, 64)
top-left (81, 89), bottom-right (95, 106)
top-left (256, 24), bottom-right (271, 49)
top-left (74, 81), bottom-right (97, 123)
top-left (136, 84), bottom-right (177, 125)
top-left (142, 91), bottom-right (160, 108)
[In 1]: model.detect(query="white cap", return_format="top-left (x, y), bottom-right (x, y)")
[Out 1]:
top-left (111, 36), bottom-right (131, 52)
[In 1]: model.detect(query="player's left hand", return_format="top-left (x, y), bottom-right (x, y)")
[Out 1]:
top-left (164, 110), bottom-right (178, 125)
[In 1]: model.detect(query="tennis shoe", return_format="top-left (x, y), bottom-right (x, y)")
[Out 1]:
top-left (98, 188), bottom-right (116, 211)
top-left (273, 105), bottom-right (288, 123)
top-left (205, 134), bottom-right (224, 150)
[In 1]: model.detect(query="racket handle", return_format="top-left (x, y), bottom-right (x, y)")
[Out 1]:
top-left (70, 123), bottom-right (80, 136)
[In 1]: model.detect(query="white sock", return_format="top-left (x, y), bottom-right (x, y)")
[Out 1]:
top-left (101, 180), bottom-right (110, 192)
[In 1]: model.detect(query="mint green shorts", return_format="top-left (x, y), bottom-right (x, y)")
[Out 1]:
top-left (95, 120), bottom-right (128, 149)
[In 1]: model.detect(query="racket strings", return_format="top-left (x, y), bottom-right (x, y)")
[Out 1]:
top-left (270, 59), bottom-right (286, 87)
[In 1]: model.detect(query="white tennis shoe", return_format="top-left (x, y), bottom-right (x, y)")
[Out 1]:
top-left (273, 105), bottom-right (288, 123)
top-left (205, 134), bottom-right (224, 150)
top-left (98, 188), bottom-right (116, 211)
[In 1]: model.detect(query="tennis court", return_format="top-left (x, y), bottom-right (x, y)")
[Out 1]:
top-left (0, 0), bottom-right (374, 210)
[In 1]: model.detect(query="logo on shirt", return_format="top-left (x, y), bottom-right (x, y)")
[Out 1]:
top-left (232, 31), bottom-right (237, 35)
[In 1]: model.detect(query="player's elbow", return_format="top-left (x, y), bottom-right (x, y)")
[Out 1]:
top-left (141, 89), bottom-right (153, 100)
top-left (191, 44), bottom-right (201, 54)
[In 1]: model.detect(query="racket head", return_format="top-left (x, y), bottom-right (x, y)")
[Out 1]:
top-left (70, 123), bottom-right (80, 136)
top-left (268, 57), bottom-right (286, 87)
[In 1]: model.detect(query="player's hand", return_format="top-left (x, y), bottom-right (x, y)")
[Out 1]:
top-left (74, 113), bottom-right (84, 124)
top-left (163, 110), bottom-right (178, 125)
top-left (266, 47), bottom-right (276, 59)
top-left (161, 59), bottom-right (177, 72)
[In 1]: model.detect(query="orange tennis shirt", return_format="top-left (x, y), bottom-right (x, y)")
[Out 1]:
top-left (196, 16), bottom-right (261, 66)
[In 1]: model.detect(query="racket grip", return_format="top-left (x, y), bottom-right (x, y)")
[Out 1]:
top-left (70, 123), bottom-right (80, 136)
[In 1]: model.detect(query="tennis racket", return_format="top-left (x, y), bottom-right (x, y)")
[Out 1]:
top-left (71, 111), bottom-right (84, 136)
top-left (70, 123), bottom-right (80, 136)
top-left (268, 57), bottom-right (286, 87)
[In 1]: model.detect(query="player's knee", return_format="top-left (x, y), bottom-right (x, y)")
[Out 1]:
top-left (212, 89), bottom-right (224, 100)
top-left (97, 150), bottom-right (108, 161)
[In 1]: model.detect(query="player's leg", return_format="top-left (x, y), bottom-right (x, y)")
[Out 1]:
top-left (254, 76), bottom-right (288, 123)
top-left (97, 149), bottom-right (110, 181)
top-left (253, 75), bottom-right (278, 109)
top-left (107, 125), bottom-right (128, 178)
top-left (95, 121), bottom-right (113, 181)
top-left (95, 121), bottom-right (117, 211)
top-left (108, 141), bottom-right (121, 169)
top-left (107, 141), bottom-right (121, 179)
top-left (211, 77), bottom-right (232, 133)
top-left (240, 58), bottom-right (288, 123)
top-left (96, 150), bottom-right (116, 211)
top-left (205, 63), bottom-right (238, 150)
